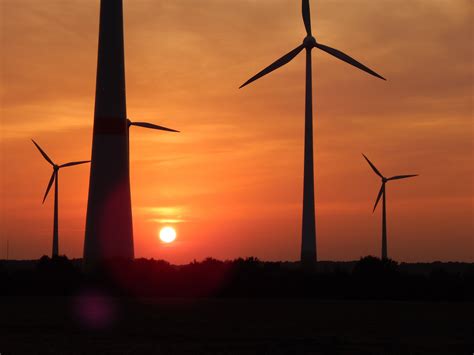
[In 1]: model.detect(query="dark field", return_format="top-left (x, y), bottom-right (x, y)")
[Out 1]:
top-left (1, 257), bottom-right (473, 354)
top-left (1, 297), bottom-right (473, 354)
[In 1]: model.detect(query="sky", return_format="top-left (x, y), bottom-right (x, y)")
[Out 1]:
top-left (0, 0), bottom-right (472, 263)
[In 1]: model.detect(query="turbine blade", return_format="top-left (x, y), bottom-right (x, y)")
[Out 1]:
top-left (302, 0), bottom-right (312, 36)
top-left (373, 184), bottom-right (384, 213)
top-left (43, 171), bottom-right (56, 204)
top-left (239, 45), bottom-right (305, 89)
top-left (388, 174), bottom-right (418, 181)
top-left (60, 161), bottom-right (91, 168)
top-left (362, 154), bottom-right (383, 178)
top-left (315, 43), bottom-right (386, 80)
top-left (130, 122), bottom-right (180, 133)
top-left (32, 140), bottom-right (54, 166)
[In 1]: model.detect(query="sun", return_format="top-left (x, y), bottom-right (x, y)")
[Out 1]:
top-left (159, 226), bottom-right (177, 243)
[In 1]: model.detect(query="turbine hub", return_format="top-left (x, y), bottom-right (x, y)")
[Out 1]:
top-left (303, 36), bottom-right (317, 49)
top-left (54, 165), bottom-right (59, 171)
top-left (382, 177), bottom-right (387, 183)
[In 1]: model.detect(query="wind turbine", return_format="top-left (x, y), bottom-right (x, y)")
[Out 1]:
top-left (32, 140), bottom-right (90, 257)
top-left (240, 0), bottom-right (385, 264)
top-left (362, 154), bottom-right (418, 260)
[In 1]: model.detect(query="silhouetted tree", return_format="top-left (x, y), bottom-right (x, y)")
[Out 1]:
top-left (352, 256), bottom-right (400, 299)
top-left (0, 256), bottom-right (472, 301)
top-left (353, 256), bottom-right (399, 278)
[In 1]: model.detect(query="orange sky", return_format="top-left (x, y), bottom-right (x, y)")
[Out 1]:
top-left (1, 0), bottom-right (472, 262)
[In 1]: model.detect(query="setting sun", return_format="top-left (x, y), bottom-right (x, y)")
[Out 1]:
top-left (159, 227), bottom-right (177, 244)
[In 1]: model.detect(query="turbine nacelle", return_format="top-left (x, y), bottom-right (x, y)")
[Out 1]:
top-left (303, 36), bottom-right (317, 49)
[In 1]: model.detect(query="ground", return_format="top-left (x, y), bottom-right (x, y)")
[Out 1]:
top-left (1, 297), bottom-right (472, 354)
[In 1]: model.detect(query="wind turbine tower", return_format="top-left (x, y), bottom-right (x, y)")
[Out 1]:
top-left (84, 0), bottom-right (132, 266)
top-left (84, 1), bottom-right (178, 268)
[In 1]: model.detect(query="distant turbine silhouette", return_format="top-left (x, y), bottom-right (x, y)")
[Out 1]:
top-left (32, 140), bottom-right (90, 257)
top-left (363, 154), bottom-right (418, 260)
top-left (240, 0), bottom-right (385, 264)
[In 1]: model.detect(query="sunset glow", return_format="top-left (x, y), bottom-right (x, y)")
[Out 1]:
top-left (0, 0), bottom-right (472, 263)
